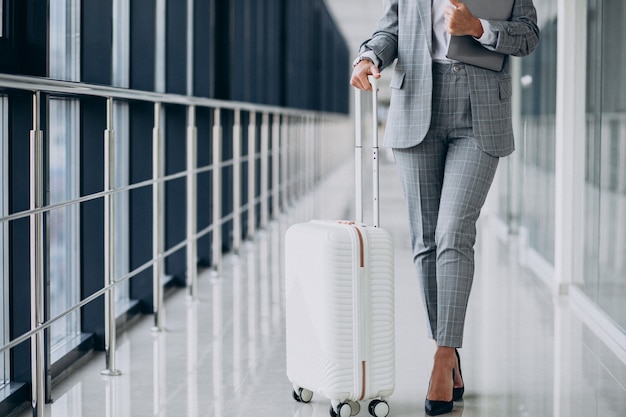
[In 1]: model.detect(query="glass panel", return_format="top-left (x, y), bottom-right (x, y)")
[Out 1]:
top-left (112, 0), bottom-right (130, 309)
top-left (0, 0), bottom-right (4, 37)
top-left (49, 98), bottom-right (81, 349)
top-left (583, 0), bottom-right (626, 332)
top-left (0, 96), bottom-right (8, 386)
top-left (49, 0), bottom-right (80, 82)
top-left (598, 0), bottom-right (626, 332)
top-left (112, 0), bottom-right (130, 89)
top-left (583, 0), bottom-right (602, 308)
top-left (113, 102), bottom-right (130, 307)
top-left (155, 0), bottom-right (166, 93)
top-left (49, 0), bottom-right (81, 353)
top-left (516, 0), bottom-right (558, 264)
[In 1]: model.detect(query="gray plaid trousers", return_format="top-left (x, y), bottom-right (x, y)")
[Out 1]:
top-left (393, 62), bottom-right (499, 348)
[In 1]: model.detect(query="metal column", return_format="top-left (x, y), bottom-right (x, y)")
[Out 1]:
top-left (232, 109), bottom-right (242, 254)
top-left (101, 97), bottom-right (122, 376)
top-left (260, 113), bottom-right (269, 228)
top-left (186, 105), bottom-right (198, 299)
top-left (271, 114), bottom-right (280, 219)
top-left (211, 108), bottom-right (222, 275)
top-left (280, 116), bottom-right (289, 212)
top-left (29, 91), bottom-right (45, 417)
top-left (247, 112), bottom-right (256, 239)
top-left (152, 102), bottom-right (165, 331)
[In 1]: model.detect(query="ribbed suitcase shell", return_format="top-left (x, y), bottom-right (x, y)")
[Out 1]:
top-left (285, 220), bottom-right (395, 407)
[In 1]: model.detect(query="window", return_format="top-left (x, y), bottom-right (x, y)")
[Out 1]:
top-left (518, 1), bottom-right (557, 264)
top-left (0, 0), bottom-right (4, 37)
top-left (496, 0), bottom-right (557, 265)
top-left (0, 95), bottom-right (8, 387)
top-left (583, 0), bottom-right (626, 332)
top-left (49, 0), bottom-right (81, 357)
top-left (48, 98), bottom-right (81, 352)
top-left (112, 0), bottom-right (130, 308)
top-left (113, 102), bottom-right (130, 307)
top-left (155, 0), bottom-right (166, 93)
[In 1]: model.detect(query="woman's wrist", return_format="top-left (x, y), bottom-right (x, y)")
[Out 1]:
top-left (352, 56), bottom-right (375, 68)
top-left (471, 17), bottom-right (484, 38)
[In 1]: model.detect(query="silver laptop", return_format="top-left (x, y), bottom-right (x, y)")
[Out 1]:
top-left (446, 0), bottom-right (515, 71)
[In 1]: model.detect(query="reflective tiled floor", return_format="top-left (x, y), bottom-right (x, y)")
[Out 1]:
top-left (18, 154), bottom-right (626, 417)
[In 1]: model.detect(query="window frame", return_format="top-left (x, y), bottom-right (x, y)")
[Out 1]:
top-left (0, 95), bottom-right (9, 387)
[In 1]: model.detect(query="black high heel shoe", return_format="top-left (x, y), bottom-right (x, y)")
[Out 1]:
top-left (453, 349), bottom-right (464, 401)
top-left (425, 370), bottom-right (455, 416)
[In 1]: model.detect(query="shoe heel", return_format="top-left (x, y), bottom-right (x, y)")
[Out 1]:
top-left (425, 370), bottom-right (455, 416)
top-left (453, 349), bottom-right (464, 401)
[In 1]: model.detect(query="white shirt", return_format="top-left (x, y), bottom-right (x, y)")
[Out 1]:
top-left (432, 0), bottom-right (496, 62)
top-left (357, 1), bottom-right (497, 67)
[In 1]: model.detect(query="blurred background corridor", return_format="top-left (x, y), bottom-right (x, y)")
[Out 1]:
top-left (1, 0), bottom-right (625, 416)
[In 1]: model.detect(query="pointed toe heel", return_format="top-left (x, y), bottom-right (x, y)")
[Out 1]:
top-left (453, 386), bottom-right (464, 402)
top-left (453, 348), bottom-right (465, 401)
top-left (425, 367), bottom-right (455, 416)
top-left (425, 398), bottom-right (454, 416)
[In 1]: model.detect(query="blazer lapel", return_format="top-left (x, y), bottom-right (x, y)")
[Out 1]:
top-left (417, 0), bottom-right (433, 55)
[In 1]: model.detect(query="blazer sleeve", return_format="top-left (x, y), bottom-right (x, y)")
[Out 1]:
top-left (483, 0), bottom-right (540, 57)
top-left (357, 0), bottom-right (399, 71)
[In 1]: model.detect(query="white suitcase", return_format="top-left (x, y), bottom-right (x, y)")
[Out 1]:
top-left (286, 78), bottom-right (395, 417)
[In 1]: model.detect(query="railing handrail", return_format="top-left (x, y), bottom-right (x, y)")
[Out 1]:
top-left (0, 153), bottom-right (254, 225)
top-left (0, 72), bottom-right (355, 417)
top-left (0, 72), bottom-right (344, 118)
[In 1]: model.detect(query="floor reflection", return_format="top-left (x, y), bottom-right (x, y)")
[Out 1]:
top-left (186, 300), bottom-right (198, 417)
top-left (18, 159), bottom-right (626, 417)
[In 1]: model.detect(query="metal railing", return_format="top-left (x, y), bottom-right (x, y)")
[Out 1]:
top-left (0, 73), bottom-right (353, 416)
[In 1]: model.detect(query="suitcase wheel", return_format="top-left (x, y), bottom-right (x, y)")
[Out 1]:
top-left (348, 401), bottom-right (360, 415)
top-left (329, 402), bottom-right (353, 417)
top-left (292, 387), bottom-right (313, 403)
top-left (368, 399), bottom-right (390, 417)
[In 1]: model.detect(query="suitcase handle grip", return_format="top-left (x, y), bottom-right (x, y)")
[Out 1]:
top-left (354, 76), bottom-right (380, 228)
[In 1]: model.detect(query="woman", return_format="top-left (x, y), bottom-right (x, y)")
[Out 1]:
top-left (350, 0), bottom-right (539, 415)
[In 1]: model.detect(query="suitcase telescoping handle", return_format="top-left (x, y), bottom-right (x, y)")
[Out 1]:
top-left (354, 75), bottom-right (380, 228)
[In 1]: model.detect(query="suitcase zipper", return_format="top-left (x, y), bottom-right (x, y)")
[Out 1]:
top-left (351, 225), bottom-right (369, 401)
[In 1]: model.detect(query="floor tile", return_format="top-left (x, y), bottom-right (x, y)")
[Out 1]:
top-left (16, 157), bottom-right (626, 417)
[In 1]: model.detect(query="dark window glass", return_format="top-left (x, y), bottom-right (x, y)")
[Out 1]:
top-left (0, 0), bottom-right (4, 37)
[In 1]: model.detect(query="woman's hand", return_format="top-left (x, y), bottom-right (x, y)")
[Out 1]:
top-left (350, 59), bottom-right (381, 91)
top-left (444, 0), bottom-right (484, 38)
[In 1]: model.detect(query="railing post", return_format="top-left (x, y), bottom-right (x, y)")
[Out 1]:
top-left (186, 299), bottom-right (199, 417)
top-left (289, 118), bottom-right (296, 205)
top-left (232, 109), bottom-right (242, 254)
top-left (280, 115), bottom-right (289, 212)
top-left (318, 117), bottom-right (324, 185)
top-left (308, 116), bottom-right (315, 192)
top-left (101, 97), bottom-right (122, 376)
top-left (29, 91), bottom-right (45, 417)
top-left (313, 116), bottom-right (318, 189)
top-left (211, 107), bottom-right (222, 275)
top-left (260, 112), bottom-right (269, 228)
top-left (292, 118), bottom-right (298, 201)
top-left (271, 114), bottom-right (280, 219)
top-left (247, 112), bottom-right (256, 239)
top-left (300, 117), bottom-right (306, 196)
top-left (186, 105), bottom-right (198, 299)
top-left (302, 117), bottom-right (308, 197)
top-left (152, 102), bottom-right (165, 332)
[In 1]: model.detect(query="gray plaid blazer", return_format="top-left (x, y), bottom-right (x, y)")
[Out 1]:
top-left (360, 0), bottom-right (540, 157)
